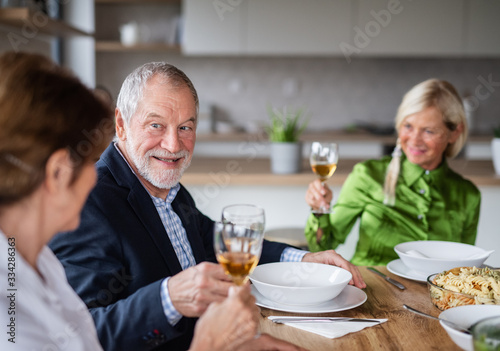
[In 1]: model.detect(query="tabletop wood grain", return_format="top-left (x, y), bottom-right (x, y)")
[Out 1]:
top-left (258, 266), bottom-right (461, 351)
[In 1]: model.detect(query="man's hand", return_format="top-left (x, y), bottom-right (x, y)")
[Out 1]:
top-left (236, 333), bottom-right (308, 351)
top-left (168, 262), bottom-right (233, 317)
top-left (305, 179), bottom-right (332, 211)
top-left (189, 284), bottom-right (260, 351)
top-left (302, 250), bottom-right (366, 289)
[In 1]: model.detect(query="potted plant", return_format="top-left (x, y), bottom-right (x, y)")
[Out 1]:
top-left (265, 105), bottom-right (309, 174)
top-left (492, 126), bottom-right (500, 176)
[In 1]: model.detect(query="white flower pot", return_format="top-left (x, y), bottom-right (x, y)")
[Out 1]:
top-left (492, 138), bottom-right (500, 176)
top-left (270, 142), bottom-right (302, 174)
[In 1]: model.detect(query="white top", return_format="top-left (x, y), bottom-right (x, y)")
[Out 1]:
top-left (0, 231), bottom-right (103, 350)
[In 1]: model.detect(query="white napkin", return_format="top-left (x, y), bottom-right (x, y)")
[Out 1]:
top-left (267, 316), bottom-right (387, 339)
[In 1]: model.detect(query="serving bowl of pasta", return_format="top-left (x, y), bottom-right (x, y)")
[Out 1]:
top-left (427, 267), bottom-right (500, 311)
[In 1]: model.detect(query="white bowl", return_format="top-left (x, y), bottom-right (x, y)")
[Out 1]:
top-left (394, 241), bottom-right (491, 276)
top-left (439, 305), bottom-right (500, 351)
top-left (249, 262), bottom-right (352, 306)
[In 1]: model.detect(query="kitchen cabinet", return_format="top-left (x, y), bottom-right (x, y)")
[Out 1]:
top-left (182, 0), bottom-right (243, 55)
top-left (183, 0), bottom-right (500, 58)
top-left (245, 0), bottom-right (351, 55)
top-left (183, 0), bottom-right (352, 56)
top-left (464, 0), bottom-right (500, 56)
top-left (354, 0), bottom-right (464, 57)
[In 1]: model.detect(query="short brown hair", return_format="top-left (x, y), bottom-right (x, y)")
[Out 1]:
top-left (0, 52), bottom-right (114, 206)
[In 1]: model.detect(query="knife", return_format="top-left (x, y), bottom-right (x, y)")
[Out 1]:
top-left (367, 267), bottom-right (406, 290)
top-left (269, 316), bottom-right (381, 324)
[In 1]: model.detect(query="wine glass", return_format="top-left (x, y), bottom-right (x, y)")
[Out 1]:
top-left (309, 142), bottom-right (338, 214)
top-left (214, 204), bottom-right (265, 286)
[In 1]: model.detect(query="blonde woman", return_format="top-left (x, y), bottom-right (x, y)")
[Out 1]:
top-left (305, 79), bottom-right (480, 266)
top-left (0, 52), bottom-right (260, 351)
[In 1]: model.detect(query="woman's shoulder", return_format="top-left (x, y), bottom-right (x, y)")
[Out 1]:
top-left (352, 156), bottom-right (392, 175)
top-left (445, 165), bottom-right (481, 196)
top-left (347, 156), bottom-right (392, 185)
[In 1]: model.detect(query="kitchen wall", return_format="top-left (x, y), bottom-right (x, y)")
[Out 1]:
top-left (96, 53), bottom-right (500, 135)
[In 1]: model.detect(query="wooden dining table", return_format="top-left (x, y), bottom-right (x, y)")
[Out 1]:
top-left (258, 266), bottom-right (461, 351)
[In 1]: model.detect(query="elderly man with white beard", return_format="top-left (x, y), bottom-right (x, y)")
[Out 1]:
top-left (49, 62), bottom-right (365, 351)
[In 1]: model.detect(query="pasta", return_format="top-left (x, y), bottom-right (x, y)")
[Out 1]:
top-left (428, 267), bottom-right (500, 310)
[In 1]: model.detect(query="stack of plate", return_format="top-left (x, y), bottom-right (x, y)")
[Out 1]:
top-left (249, 262), bottom-right (367, 313)
top-left (387, 241), bottom-right (492, 283)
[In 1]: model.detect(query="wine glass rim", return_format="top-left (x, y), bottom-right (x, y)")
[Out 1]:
top-left (222, 203), bottom-right (264, 209)
top-left (311, 141), bottom-right (338, 146)
top-left (222, 204), bottom-right (265, 214)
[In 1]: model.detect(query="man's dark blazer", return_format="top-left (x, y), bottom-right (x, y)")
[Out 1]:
top-left (49, 143), bottom-right (290, 351)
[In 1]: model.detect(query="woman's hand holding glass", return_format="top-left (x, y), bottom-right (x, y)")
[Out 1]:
top-left (309, 142), bottom-right (338, 214)
top-left (306, 179), bottom-right (333, 214)
top-left (214, 204), bottom-right (265, 286)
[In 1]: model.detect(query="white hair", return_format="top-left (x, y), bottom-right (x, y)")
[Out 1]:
top-left (116, 62), bottom-right (199, 125)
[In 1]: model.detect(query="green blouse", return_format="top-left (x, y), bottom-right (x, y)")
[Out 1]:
top-left (305, 155), bottom-right (481, 266)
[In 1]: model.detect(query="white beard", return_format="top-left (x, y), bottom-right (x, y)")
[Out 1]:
top-left (124, 135), bottom-right (192, 190)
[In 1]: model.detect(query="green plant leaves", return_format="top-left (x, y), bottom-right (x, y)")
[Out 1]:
top-left (265, 105), bottom-right (309, 143)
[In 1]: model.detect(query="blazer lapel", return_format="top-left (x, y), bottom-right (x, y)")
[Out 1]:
top-left (128, 185), bottom-right (183, 275)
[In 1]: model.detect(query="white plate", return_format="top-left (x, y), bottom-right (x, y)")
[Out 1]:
top-left (251, 284), bottom-right (367, 313)
top-left (386, 259), bottom-right (429, 283)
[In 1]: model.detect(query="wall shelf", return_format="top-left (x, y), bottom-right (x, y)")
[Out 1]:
top-left (0, 7), bottom-right (92, 36)
top-left (95, 0), bottom-right (180, 4)
top-left (96, 41), bottom-right (180, 52)
top-left (194, 131), bottom-right (494, 144)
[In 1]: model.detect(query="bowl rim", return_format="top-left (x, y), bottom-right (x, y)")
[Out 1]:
top-left (395, 241), bottom-right (488, 262)
top-left (249, 262), bottom-right (352, 290)
top-left (439, 305), bottom-right (500, 342)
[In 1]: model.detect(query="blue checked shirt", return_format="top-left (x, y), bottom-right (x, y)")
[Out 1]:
top-left (151, 186), bottom-right (197, 325)
top-left (114, 143), bottom-right (308, 326)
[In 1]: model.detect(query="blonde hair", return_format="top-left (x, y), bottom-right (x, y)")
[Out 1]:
top-left (383, 79), bottom-right (467, 206)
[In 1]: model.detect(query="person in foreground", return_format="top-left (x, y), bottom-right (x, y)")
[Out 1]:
top-left (305, 79), bottom-right (481, 266)
top-left (49, 61), bottom-right (358, 350)
top-left (0, 51), bottom-right (110, 350)
top-left (0, 52), bottom-right (262, 351)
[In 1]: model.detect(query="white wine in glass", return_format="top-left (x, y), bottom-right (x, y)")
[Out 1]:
top-left (310, 142), bottom-right (338, 213)
top-left (214, 204), bottom-right (265, 286)
top-left (311, 163), bottom-right (337, 182)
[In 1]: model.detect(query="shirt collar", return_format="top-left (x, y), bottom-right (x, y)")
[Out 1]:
top-left (400, 153), bottom-right (449, 187)
top-left (151, 183), bottom-right (181, 206)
